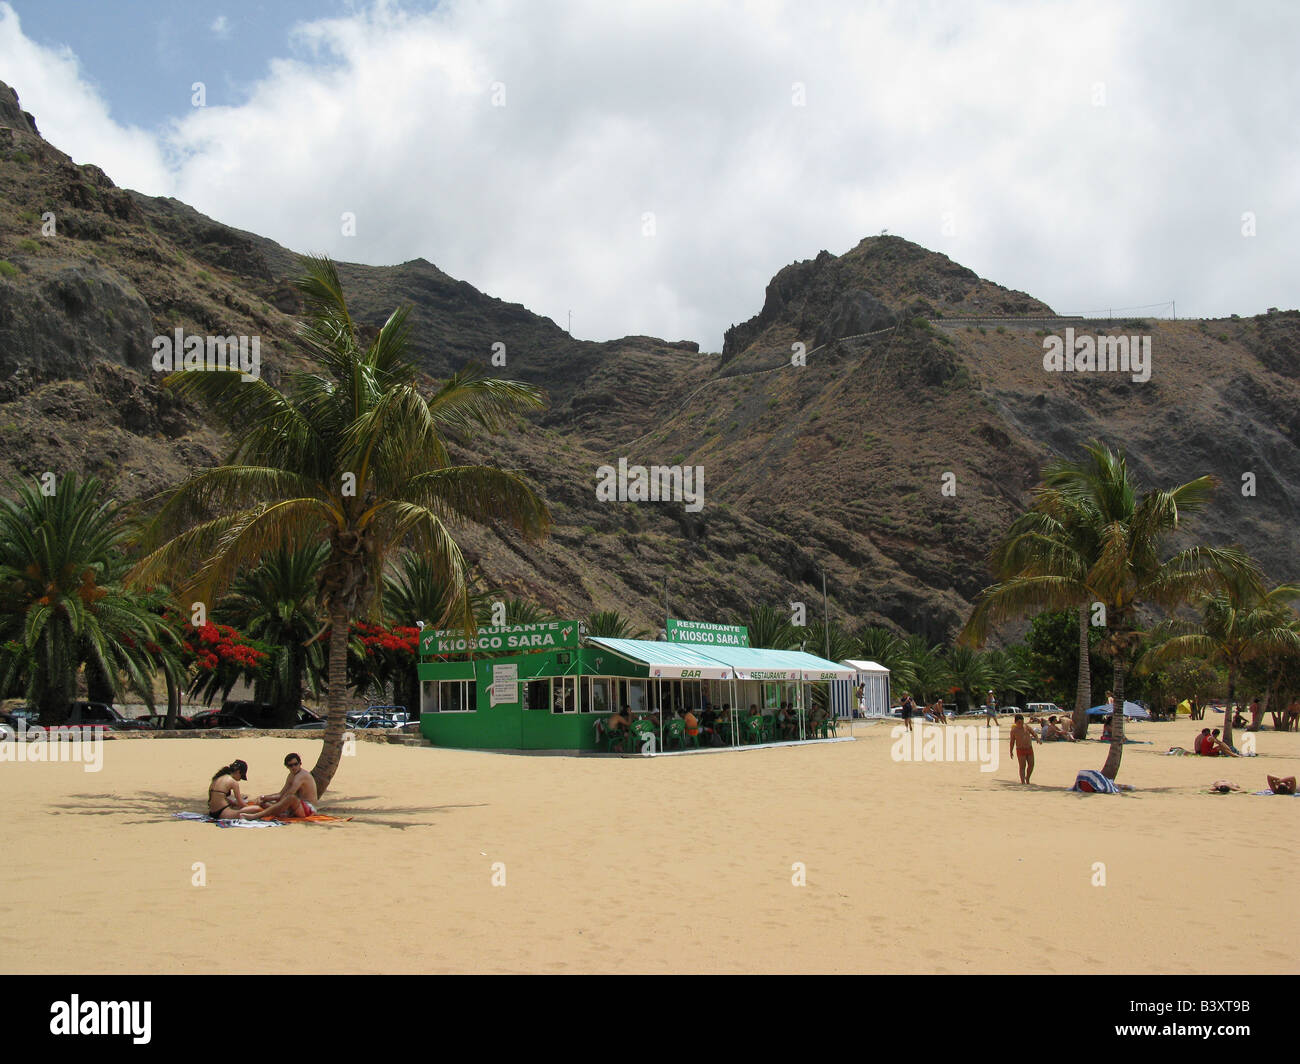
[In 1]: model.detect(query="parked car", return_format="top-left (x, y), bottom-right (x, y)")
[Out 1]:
top-left (67, 701), bottom-right (154, 730)
top-left (221, 702), bottom-right (324, 728)
top-left (352, 705), bottom-right (410, 729)
top-left (189, 709), bottom-right (255, 730)
top-left (137, 714), bottom-right (196, 730)
top-left (1026, 702), bottom-right (1063, 716)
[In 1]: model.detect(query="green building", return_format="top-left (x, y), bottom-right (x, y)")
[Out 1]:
top-left (417, 619), bottom-right (854, 752)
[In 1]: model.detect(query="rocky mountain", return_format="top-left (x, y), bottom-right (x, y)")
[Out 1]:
top-left (1, 79), bottom-right (1296, 642)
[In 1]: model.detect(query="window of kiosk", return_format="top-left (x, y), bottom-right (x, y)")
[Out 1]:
top-left (421, 680), bottom-right (435, 713)
top-left (625, 679), bottom-right (647, 714)
top-left (438, 680), bottom-right (474, 713)
top-left (523, 678), bottom-right (551, 711)
top-left (552, 676), bottom-right (577, 713)
top-left (586, 677), bottom-right (611, 716)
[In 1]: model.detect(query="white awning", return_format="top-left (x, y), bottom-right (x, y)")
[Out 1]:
top-left (842, 659), bottom-right (890, 675)
top-left (585, 638), bottom-right (735, 680)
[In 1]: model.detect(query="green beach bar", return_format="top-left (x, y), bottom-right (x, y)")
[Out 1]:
top-left (417, 619), bottom-right (854, 752)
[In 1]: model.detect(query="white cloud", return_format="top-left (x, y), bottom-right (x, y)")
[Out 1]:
top-left (1, 0), bottom-right (1297, 348)
top-left (0, 3), bottom-right (173, 193)
top-left (211, 15), bottom-right (230, 40)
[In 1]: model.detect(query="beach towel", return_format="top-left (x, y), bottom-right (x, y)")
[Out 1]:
top-left (173, 811), bottom-right (283, 828)
top-left (1070, 769), bottom-right (1120, 794)
top-left (1166, 747), bottom-right (1193, 755)
top-left (1251, 790), bottom-right (1300, 796)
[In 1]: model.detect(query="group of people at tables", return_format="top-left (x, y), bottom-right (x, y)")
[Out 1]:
top-left (601, 701), bottom-right (829, 748)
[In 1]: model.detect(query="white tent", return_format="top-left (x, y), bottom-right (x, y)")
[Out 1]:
top-left (832, 660), bottom-right (891, 718)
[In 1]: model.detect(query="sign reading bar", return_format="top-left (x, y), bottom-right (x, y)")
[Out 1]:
top-left (665, 619), bottom-right (750, 647)
top-left (421, 620), bottom-right (578, 656)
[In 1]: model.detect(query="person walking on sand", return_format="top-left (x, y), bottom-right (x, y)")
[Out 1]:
top-left (984, 690), bottom-right (999, 728)
top-left (247, 752), bottom-right (320, 819)
top-left (1009, 714), bottom-right (1037, 783)
top-left (899, 692), bottom-right (916, 733)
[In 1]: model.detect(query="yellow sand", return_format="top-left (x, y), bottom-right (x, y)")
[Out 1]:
top-left (1, 720), bottom-right (1295, 974)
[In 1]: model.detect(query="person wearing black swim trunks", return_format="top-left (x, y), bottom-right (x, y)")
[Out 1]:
top-left (900, 692), bottom-right (916, 732)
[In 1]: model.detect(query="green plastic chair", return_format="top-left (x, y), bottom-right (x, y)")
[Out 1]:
top-left (631, 719), bottom-right (655, 752)
top-left (745, 716), bottom-right (764, 744)
top-left (665, 718), bottom-right (685, 750)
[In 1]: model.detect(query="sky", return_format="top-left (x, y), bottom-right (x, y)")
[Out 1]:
top-left (1, 0), bottom-right (1296, 350)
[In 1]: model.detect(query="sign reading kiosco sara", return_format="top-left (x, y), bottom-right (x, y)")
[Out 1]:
top-left (421, 620), bottom-right (579, 655)
top-left (665, 619), bottom-right (750, 647)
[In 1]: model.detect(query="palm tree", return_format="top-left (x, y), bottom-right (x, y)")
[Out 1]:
top-left (1143, 577), bottom-right (1299, 746)
top-left (742, 605), bottom-right (799, 650)
top-left (584, 610), bottom-right (649, 639)
top-left (900, 634), bottom-right (948, 704)
top-left (1019, 444), bottom-right (1253, 775)
top-left (855, 625), bottom-right (913, 696)
top-left (964, 486), bottom-right (1104, 738)
top-left (219, 543), bottom-right (329, 727)
top-left (945, 645), bottom-right (992, 712)
top-left (0, 475), bottom-right (176, 723)
top-left (134, 256), bottom-right (550, 792)
top-left (802, 620), bottom-right (856, 663)
top-left (383, 553), bottom-right (495, 630)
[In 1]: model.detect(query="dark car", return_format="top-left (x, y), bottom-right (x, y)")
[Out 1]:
top-left (138, 714), bottom-right (196, 730)
top-left (189, 710), bottom-right (255, 730)
top-left (67, 701), bottom-right (155, 730)
top-left (222, 701), bottom-right (323, 729)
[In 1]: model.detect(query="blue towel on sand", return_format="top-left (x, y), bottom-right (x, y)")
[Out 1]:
top-left (1070, 769), bottom-right (1120, 794)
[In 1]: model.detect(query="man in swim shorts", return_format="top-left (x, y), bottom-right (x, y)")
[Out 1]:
top-left (248, 752), bottom-right (319, 819)
top-left (1267, 775), bottom-right (1296, 795)
top-left (1009, 714), bottom-right (1037, 784)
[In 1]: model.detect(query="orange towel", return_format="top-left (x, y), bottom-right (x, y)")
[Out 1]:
top-left (269, 813), bottom-right (352, 823)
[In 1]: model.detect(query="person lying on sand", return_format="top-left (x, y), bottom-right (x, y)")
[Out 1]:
top-left (208, 760), bottom-right (263, 820)
top-left (1209, 779), bottom-right (1242, 793)
top-left (1266, 775), bottom-right (1297, 795)
top-left (1009, 714), bottom-right (1037, 783)
top-left (246, 752), bottom-right (319, 819)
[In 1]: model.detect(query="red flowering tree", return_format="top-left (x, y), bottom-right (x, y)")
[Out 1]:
top-left (177, 620), bottom-right (271, 705)
top-left (347, 621), bottom-right (420, 713)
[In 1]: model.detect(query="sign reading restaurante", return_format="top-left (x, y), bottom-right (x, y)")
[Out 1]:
top-left (421, 620), bottom-right (579, 655)
top-left (665, 619), bottom-right (750, 647)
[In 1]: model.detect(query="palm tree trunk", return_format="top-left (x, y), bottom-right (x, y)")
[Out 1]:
top-left (1222, 665), bottom-right (1237, 747)
top-left (1072, 604), bottom-right (1091, 739)
top-left (310, 605), bottom-right (351, 795)
top-left (1100, 658), bottom-right (1126, 780)
top-left (165, 670), bottom-right (180, 730)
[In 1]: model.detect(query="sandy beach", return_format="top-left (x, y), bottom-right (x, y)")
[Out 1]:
top-left (2, 720), bottom-right (1296, 974)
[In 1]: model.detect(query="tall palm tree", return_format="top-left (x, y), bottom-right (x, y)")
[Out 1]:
top-left (0, 475), bottom-right (176, 723)
top-left (383, 553), bottom-right (495, 629)
top-left (900, 634), bottom-right (948, 704)
top-left (1143, 577), bottom-right (1299, 746)
top-left (219, 543), bottom-right (329, 726)
top-left (1008, 444), bottom-right (1253, 775)
top-left (964, 488), bottom-right (1103, 738)
top-left (134, 256), bottom-right (550, 792)
top-left (802, 620), bottom-right (856, 663)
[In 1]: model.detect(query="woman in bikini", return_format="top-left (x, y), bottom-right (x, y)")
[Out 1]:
top-left (207, 760), bottom-right (263, 820)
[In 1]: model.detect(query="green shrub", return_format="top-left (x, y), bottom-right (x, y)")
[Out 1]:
top-left (10, 151), bottom-right (31, 165)
top-left (197, 270), bottom-right (212, 283)
top-left (0, 260), bottom-right (19, 279)
top-left (18, 238), bottom-right (39, 254)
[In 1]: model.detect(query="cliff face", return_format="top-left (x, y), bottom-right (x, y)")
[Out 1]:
top-left (0, 80), bottom-right (1296, 640)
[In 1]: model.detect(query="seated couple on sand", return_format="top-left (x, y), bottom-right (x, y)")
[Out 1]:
top-left (206, 752), bottom-right (319, 821)
top-left (1193, 728), bottom-right (1240, 757)
top-left (1039, 716), bottom-right (1076, 742)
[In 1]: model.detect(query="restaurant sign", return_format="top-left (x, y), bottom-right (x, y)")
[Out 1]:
top-left (421, 620), bottom-right (579, 655)
top-left (665, 620), bottom-right (750, 647)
